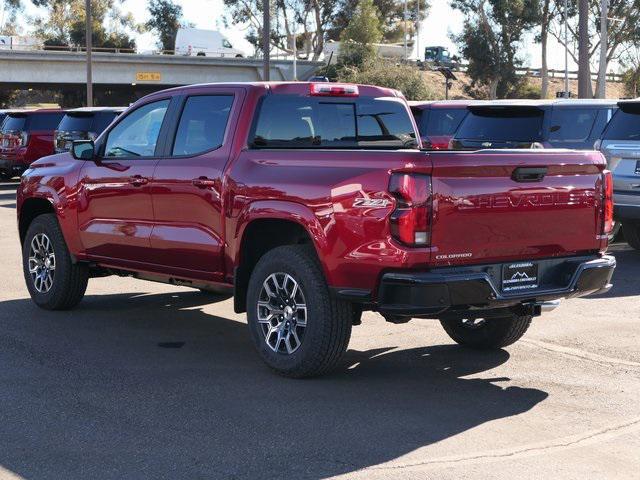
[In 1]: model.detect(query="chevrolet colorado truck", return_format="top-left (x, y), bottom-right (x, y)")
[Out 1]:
top-left (17, 82), bottom-right (616, 377)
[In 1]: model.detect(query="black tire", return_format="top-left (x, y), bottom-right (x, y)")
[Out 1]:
top-left (623, 221), bottom-right (640, 250)
top-left (246, 245), bottom-right (352, 378)
top-left (608, 221), bottom-right (621, 243)
top-left (22, 213), bottom-right (88, 310)
top-left (440, 314), bottom-right (532, 349)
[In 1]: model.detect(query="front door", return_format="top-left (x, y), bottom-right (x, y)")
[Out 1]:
top-left (77, 98), bottom-right (171, 266)
top-left (150, 89), bottom-right (243, 283)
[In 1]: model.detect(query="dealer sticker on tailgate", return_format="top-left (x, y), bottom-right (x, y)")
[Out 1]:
top-left (502, 262), bottom-right (539, 292)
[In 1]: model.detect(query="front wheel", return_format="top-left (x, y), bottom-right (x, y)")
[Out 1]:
top-left (246, 245), bottom-right (352, 378)
top-left (22, 214), bottom-right (88, 310)
top-left (440, 314), bottom-right (532, 349)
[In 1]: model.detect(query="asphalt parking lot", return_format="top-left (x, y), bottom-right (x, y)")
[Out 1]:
top-left (0, 181), bottom-right (638, 480)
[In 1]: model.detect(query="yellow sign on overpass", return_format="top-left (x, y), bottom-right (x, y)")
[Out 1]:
top-left (135, 72), bottom-right (162, 82)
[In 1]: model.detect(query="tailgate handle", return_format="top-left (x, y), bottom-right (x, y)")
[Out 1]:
top-left (512, 167), bottom-right (547, 183)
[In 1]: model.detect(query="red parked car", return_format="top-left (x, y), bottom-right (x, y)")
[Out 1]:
top-left (17, 82), bottom-right (615, 377)
top-left (0, 108), bottom-right (66, 179)
top-left (409, 100), bottom-right (471, 149)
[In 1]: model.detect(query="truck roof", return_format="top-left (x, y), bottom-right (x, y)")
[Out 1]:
top-left (141, 82), bottom-right (405, 103)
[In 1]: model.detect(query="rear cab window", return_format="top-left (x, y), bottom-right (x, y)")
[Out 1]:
top-left (250, 94), bottom-right (417, 149)
top-left (456, 107), bottom-right (544, 142)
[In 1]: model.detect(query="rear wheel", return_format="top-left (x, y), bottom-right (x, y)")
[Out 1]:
top-left (246, 245), bottom-right (352, 378)
top-left (22, 214), bottom-right (88, 310)
top-left (440, 314), bottom-right (532, 349)
top-left (623, 221), bottom-right (640, 250)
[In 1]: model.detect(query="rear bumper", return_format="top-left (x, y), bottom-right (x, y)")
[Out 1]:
top-left (0, 157), bottom-right (27, 177)
top-left (376, 255), bottom-right (615, 316)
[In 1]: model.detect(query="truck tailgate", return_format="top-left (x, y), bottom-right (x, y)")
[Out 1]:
top-left (429, 150), bottom-right (606, 267)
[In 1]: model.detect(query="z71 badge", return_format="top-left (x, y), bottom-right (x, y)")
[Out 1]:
top-left (353, 198), bottom-right (390, 208)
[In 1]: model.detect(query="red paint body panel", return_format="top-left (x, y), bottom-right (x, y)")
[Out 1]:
top-left (17, 83), bottom-right (609, 304)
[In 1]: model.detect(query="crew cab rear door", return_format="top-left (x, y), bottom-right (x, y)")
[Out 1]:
top-left (429, 150), bottom-right (606, 267)
top-left (149, 87), bottom-right (245, 283)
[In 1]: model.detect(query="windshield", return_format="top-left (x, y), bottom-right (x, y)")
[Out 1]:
top-left (603, 108), bottom-right (640, 141)
top-left (456, 108), bottom-right (544, 142)
top-left (250, 95), bottom-right (418, 149)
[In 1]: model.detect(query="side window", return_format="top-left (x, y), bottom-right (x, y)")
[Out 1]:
top-left (104, 100), bottom-right (169, 157)
top-left (172, 95), bottom-right (234, 156)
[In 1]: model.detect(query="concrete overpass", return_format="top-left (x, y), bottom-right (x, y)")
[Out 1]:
top-left (0, 50), bottom-right (324, 86)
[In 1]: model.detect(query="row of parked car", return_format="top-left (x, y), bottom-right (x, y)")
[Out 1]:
top-left (0, 107), bottom-right (124, 179)
top-left (410, 98), bottom-right (640, 249)
top-left (1, 96), bottom-right (639, 250)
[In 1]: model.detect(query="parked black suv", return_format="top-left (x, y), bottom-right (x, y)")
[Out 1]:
top-left (54, 107), bottom-right (125, 153)
top-left (451, 99), bottom-right (618, 151)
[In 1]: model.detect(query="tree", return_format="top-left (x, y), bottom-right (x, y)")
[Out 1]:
top-left (31, 0), bottom-right (139, 50)
top-left (330, 0), bottom-right (429, 43)
top-left (338, 0), bottom-right (382, 67)
top-left (223, 0), bottom-right (337, 60)
top-left (538, 0), bottom-right (558, 98)
top-left (548, 0), bottom-right (640, 98)
top-left (339, 60), bottom-right (433, 100)
top-left (1, 0), bottom-right (23, 35)
top-left (146, 0), bottom-right (185, 52)
top-left (451, 0), bottom-right (541, 99)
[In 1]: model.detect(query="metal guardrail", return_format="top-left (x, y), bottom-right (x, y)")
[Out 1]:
top-left (451, 63), bottom-right (624, 83)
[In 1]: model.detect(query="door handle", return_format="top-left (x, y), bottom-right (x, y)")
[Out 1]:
top-left (512, 167), bottom-right (547, 183)
top-left (129, 175), bottom-right (149, 187)
top-left (192, 177), bottom-right (217, 189)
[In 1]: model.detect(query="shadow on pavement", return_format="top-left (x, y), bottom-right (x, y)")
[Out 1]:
top-left (587, 244), bottom-right (640, 299)
top-left (0, 291), bottom-right (548, 480)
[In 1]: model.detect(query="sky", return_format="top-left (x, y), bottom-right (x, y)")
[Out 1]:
top-left (13, 0), bottom-right (579, 70)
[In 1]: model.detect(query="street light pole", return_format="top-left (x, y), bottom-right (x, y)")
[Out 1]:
top-left (416, 0), bottom-right (420, 62)
top-left (403, 0), bottom-right (408, 61)
top-left (597, 0), bottom-right (608, 98)
top-left (564, 0), bottom-right (569, 95)
top-left (85, 0), bottom-right (93, 107)
top-left (263, 0), bottom-right (270, 81)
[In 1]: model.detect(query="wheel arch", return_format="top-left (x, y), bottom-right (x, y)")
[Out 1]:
top-left (231, 200), bottom-right (330, 313)
top-left (19, 197), bottom-right (56, 244)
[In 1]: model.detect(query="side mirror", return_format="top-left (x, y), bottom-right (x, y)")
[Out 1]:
top-left (71, 140), bottom-right (95, 160)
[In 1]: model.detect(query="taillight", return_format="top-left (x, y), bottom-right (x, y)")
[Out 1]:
top-left (309, 83), bottom-right (359, 97)
top-left (430, 141), bottom-right (450, 150)
top-left (389, 173), bottom-right (432, 246)
top-left (602, 170), bottom-right (613, 235)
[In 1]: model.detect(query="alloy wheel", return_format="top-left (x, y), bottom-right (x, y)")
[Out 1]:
top-left (28, 233), bottom-right (56, 293)
top-left (257, 272), bottom-right (307, 354)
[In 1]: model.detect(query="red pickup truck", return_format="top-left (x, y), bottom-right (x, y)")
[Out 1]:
top-left (17, 82), bottom-right (615, 377)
